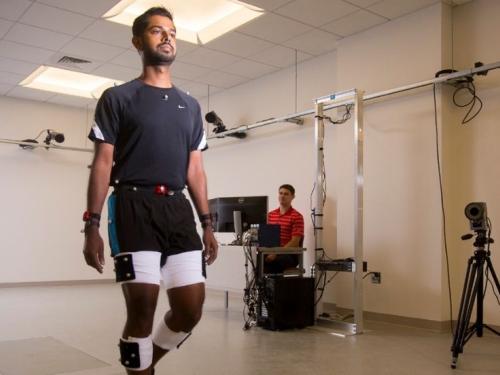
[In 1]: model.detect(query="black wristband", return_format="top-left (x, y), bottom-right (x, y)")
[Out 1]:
top-left (82, 218), bottom-right (100, 234)
top-left (199, 213), bottom-right (213, 222)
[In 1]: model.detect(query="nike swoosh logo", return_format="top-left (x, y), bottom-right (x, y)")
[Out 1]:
top-left (178, 105), bottom-right (185, 109)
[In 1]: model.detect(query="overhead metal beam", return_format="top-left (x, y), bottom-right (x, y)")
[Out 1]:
top-left (0, 138), bottom-right (93, 153)
top-left (207, 61), bottom-right (500, 140)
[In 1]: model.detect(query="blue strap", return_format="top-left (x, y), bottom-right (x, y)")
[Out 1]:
top-left (107, 194), bottom-right (120, 256)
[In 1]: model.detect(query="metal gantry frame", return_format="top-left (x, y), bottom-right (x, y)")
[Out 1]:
top-left (314, 89), bottom-right (365, 335)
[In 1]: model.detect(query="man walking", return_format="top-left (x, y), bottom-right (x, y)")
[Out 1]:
top-left (82, 7), bottom-right (217, 374)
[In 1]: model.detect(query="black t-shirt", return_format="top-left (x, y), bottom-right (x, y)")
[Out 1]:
top-left (88, 79), bottom-right (206, 189)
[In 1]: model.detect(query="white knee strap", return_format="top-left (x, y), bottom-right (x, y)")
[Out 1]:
top-left (119, 335), bottom-right (153, 371)
top-left (153, 318), bottom-right (191, 351)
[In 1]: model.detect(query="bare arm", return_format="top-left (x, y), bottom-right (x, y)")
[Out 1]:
top-left (186, 150), bottom-right (218, 265)
top-left (284, 235), bottom-right (302, 248)
top-left (83, 142), bottom-right (114, 273)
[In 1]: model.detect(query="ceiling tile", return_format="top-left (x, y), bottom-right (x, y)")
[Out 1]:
top-left (0, 0), bottom-right (33, 21)
top-left (92, 63), bottom-right (140, 82)
top-left (177, 81), bottom-right (211, 98)
top-left (224, 59), bottom-right (278, 79)
top-left (19, 3), bottom-right (94, 35)
top-left (4, 23), bottom-right (73, 51)
top-left (60, 38), bottom-right (126, 62)
top-left (171, 61), bottom-right (211, 80)
top-left (0, 83), bottom-right (14, 95)
top-left (203, 32), bottom-right (274, 58)
top-left (111, 49), bottom-right (141, 69)
top-left (178, 48), bottom-right (241, 69)
top-left (321, 9), bottom-right (387, 37)
top-left (236, 13), bottom-right (312, 44)
top-left (79, 20), bottom-right (132, 48)
top-left (0, 40), bottom-right (54, 64)
top-left (275, 0), bottom-right (359, 26)
top-left (242, 0), bottom-right (294, 11)
top-left (46, 94), bottom-right (96, 108)
top-left (347, 0), bottom-right (383, 7)
top-left (283, 28), bottom-right (340, 55)
top-left (176, 40), bottom-right (199, 57)
top-left (368, 0), bottom-right (438, 19)
top-left (7, 86), bottom-right (56, 101)
top-left (0, 18), bottom-right (14, 38)
top-left (37, 0), bottom-right (121, 18)
top-left (196, 71), bottom-right (248, 88)
top-left (0, 71), bottom-right (25, 85)
top-left (250, 45), bottom-right (312, 68)
top-left (0, 57), bottom-right (38, 75)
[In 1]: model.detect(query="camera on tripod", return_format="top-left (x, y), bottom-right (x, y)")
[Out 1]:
top-left (464, 202), bottom-right (488, 231)
top-left (451, 201), bottom-right (500, 369)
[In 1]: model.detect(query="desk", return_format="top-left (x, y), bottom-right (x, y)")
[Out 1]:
top-left (257, 247), bottom-right (306, 280)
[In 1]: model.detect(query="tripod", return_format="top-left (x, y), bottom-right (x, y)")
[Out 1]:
top-left (451, 231), bottom-right (500, 369)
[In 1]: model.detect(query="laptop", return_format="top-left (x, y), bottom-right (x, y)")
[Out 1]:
top-left (258, 224), bottom-right (281, 247)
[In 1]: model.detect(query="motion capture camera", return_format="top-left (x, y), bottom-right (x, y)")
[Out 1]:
top-left (44, 130), bottom-right (65, 145)
top-left (205, 111), bottom-right (226, 133)
top-left (205, 111), bottom-right (247, 139)
top-left (464, 202), bottom-right (488, 231)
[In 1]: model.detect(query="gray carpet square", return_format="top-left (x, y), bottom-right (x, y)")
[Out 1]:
top-left (0, 337), bottom-right (109, 375)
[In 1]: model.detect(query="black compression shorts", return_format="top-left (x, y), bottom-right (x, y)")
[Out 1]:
top-left (108, 188), bottom-right (203, 266)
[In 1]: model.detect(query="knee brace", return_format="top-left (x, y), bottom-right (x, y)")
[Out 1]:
top-left (119, 336), bottom-right (153, 371)
top-left (152, 318), bottom-right (191, 351)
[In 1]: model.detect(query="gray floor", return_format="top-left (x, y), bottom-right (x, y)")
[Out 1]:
top-left (0, 283), bottom-right (498, 375)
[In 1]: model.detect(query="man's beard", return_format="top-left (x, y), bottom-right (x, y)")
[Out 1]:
top-left (143, 44), bottom-right (176, 66)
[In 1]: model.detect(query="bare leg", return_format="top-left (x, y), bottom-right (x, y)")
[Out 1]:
top-left (152, 282), bottom-right (205, 366)
top-left (122, 283), bottom-right (160, 375)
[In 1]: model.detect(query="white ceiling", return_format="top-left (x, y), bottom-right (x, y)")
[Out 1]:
top-left (0, 0), bottom-right (471, 108)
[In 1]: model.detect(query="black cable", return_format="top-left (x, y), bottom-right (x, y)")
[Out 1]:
top-left (318, 104), bottom-right (353, 126)
top-left (452, 81), bottom-right (483, 124)
top-left (434, 84), bottom-right (454, 334)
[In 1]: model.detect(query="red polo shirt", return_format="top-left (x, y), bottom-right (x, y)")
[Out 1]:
top-left (267, 207), bottom-right (304, 246)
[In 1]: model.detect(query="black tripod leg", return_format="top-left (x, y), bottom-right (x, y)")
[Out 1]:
top-left (451, 259), bottom-right (478, 369)
top-left (483, 258), bottom-right (500, 336)
top-left (485, 257), bottom-right (500, 293)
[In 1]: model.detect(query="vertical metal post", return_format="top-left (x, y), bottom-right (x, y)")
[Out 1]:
top-left (353, 90), bottom-right (365, 333)
top-left (314, 100), bottom-right (325, 317)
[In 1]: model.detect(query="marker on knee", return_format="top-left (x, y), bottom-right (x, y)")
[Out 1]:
top-left (152, 318), bottom-right (191, 350)
top-left (119, 335), bottom-right (153, 371)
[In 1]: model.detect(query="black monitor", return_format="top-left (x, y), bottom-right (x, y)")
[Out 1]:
top-left (209, 196), bottom-right (268, 233)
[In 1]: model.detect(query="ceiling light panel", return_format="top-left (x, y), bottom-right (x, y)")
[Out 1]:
top-left (103, 0), bottom-right (264, 44)
top-left (20, 66), bottom-right (124, 98)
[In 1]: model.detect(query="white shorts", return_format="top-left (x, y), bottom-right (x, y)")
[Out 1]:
top-left (118, 250), bottom-right (205, 289)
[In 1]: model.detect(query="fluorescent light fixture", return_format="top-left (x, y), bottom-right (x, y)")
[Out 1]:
top-left (20, 66), bottom-right (124, 99)
top-left (103, 0), bottom-right (264, 44)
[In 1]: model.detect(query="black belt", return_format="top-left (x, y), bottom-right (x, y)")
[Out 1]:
top-left (114, 184), bottom-right (183, 196)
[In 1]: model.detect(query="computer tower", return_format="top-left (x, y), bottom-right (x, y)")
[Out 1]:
top-left (257, 276), bottom-right (315, 330)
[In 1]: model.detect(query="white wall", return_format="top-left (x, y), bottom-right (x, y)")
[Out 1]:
top-left (1, 1), bottom-right (498, 326)
top-left (0, 97), bottom-right (115, 282)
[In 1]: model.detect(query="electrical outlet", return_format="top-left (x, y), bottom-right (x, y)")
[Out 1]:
top-left (371, 272), bottom-right (381, 284)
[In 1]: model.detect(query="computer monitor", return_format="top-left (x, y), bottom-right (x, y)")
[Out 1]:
top-left (209, 196), bottom-right (268, 233)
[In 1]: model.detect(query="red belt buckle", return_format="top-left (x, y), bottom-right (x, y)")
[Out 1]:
top-left (154, 185), bottom-right (168, 195)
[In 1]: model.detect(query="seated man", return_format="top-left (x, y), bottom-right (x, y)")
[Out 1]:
top-left (264, 184), bottom-right (304, 274)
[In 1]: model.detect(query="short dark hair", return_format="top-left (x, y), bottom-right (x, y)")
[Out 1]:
top-left (279, 184), bottom-right (295, 195)
top-left (132, 7), bottom-right (173, 37)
